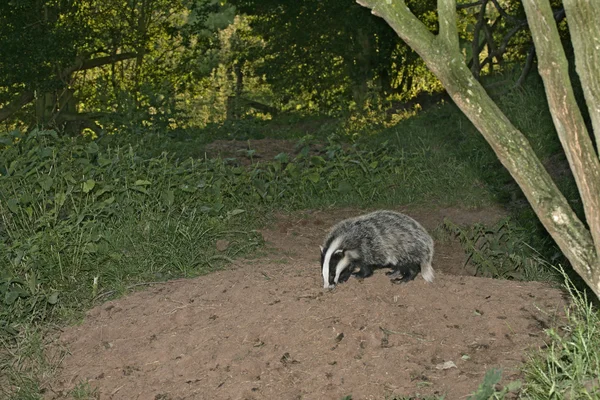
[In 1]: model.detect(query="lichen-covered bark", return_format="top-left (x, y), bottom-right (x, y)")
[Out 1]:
top-left (522, 0), bottom-right (600, 286)
top-left (563, 0), bottom-right (600, 154)
top-left (356, 0), bottom-right (600, 298)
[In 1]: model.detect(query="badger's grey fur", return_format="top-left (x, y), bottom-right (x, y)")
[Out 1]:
top-left (320, 210), bottom-right (434, 289)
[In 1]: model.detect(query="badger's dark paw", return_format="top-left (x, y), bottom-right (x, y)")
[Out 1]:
top-left (386, 270), bottom-right (403, 279)
top-left (390, 273), bottom-right (417, 284)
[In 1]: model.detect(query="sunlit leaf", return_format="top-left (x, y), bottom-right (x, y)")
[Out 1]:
top-left (307, 172), bottom-right (320, 183)
top-left (134, 180), bottom-right (151, 186)
top-left (7, 198), bottom-right (19, 213)
top-left (47, 292), bottom-right (59, 305)
top-left (86, 142), bottom-right (99, 154)
top-left (162, 190), bottom-right (175, 206)
top-left (39, 176), bottom-right (54, 191)
top-left (83, 179), bottom-right (96, 193)
top-left (5, 290), bottom-right (19, 305)
top-left (228, 209), bottom-right (245, 217)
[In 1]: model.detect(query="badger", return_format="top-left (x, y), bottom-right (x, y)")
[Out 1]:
top-left (320, 210), bottom-right (434, 289)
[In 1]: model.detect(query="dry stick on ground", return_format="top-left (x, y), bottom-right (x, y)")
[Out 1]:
top-left (355, 0), bottom-right (600, 299)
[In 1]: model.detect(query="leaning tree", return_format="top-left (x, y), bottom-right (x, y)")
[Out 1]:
top-left (356, 0), bottom-right (600, 299)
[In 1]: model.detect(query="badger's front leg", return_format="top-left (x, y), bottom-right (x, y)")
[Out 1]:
top-left (333, 256), bottom-right (352, 285)
top-left (353, 264), bottom-right (373, 279)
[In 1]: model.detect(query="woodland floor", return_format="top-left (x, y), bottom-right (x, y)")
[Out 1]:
top-left (46, 205), bottom-right (569, 400)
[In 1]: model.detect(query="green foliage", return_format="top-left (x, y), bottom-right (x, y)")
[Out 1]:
top-left (0, 0), bottom-right (236, 130)
top-left (442, 218), bottom-right (558, 281)
top-left (466, 368), bottom-right (521, 400)
top-left (231, 0), bottom-right (440, 112)
top-left (0, 0), bottom-right (83, 96)
top-left (522, 272), bottom-right (600, 399)
top-left (69, 381), bottom-right (99, 400)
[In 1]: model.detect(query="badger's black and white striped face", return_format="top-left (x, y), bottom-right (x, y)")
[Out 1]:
top-left (320, 245), bottom-right (344, 288)
top-left (320, 236), bottom-right (356, 289)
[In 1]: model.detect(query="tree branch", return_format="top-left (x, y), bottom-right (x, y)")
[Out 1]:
top-left (0, 53), bottom-right (138, 123)
top-left (489, 0), bottom-right (518, 22)
top-left (562, 0), bottom-right (600, 154)
top-left (61, 52), bottom-right (138, 79)
top-left (471, 0), bottom-right (489, 78)
top-left (522, 0), bottom-right (600, 276)
top-left (457, 1), bottom-right (482, 10)
top-left (438, 0), bottom-right (460, 53)
top-left (0, 91), bottom-right (35, 123)
top-left (514, 45), bottom-right (536, 88)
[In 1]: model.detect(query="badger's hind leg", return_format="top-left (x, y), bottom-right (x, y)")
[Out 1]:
top-left (389, 261), bottom-right (421, 284)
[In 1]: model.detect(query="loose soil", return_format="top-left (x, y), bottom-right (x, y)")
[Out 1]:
top-left (47, 207), bottom-right (568, 400)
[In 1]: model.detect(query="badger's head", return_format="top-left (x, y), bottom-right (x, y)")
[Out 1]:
top-left (320, 246), bottom-right (343, 289)
top-left (320, 236), bottom-right (352, 289)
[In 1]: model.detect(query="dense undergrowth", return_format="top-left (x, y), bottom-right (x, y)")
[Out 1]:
top-left (1, 77), bottom-right (598, 399)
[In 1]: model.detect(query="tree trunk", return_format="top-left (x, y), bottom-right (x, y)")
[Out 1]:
top-left (562, 0), bottom-right (600, 154)
top-left (521, 0), bottom-right (600, 278)
top-left (356, 0), bottom-right (600, 298)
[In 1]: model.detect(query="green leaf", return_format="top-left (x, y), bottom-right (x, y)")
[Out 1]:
top-left (102, 196), bottom-right (115, 205)
top-left (39, 147), bottom-right (54, 158)
top-left (5, 290), bottom-right (19, 305)
top-left (310, 156), bottom-right (325, 166)
top-left (179, 184), bottom-right (197, 193)
top-left (27, 274), bottom-right (38, 295)
top-left (274, 152), bottom-right (289, 163)
top-left (94, 186), bottom-right (112, 198)
top-left (134, 180), bottom-right (152, 186)
top-left (47, 292), bottom-right (59, 305)
top-left (307, 172), bottom-right (320, 183)
top-left (98, 156), bottom-right (112, 167)
top-left (62, 172), bottom-right (77, 184)
top-left (39, 176), bottom-right (54, 191)
top-left (86, 142), bottom-right (99, 154)
top-left (228, 209), bottom-right (245, 217)
top-left (83, 179), bottom-right (96, 193)
top-left (7, 198), bottom-right (19, 213)
top-left (55, 192), bottom-right (66, 207)
top-left (467, 368), bottom-right (502, 400)
top-left (505, 380), bottom-right (522, 392)
top-left (162, 190), bottom-right (175, 207)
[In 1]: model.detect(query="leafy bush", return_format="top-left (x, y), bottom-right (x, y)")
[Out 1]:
top-left (442, 218), bottom-right (559, 281)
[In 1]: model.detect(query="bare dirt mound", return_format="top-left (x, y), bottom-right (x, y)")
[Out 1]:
top-left (48, 208), bottom-right (568, 400)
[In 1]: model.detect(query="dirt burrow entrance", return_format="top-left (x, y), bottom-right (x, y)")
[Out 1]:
top-left (47, 207), bottom-right (567, 400)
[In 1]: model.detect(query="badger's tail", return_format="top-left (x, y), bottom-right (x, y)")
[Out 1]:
top-left (421, 262), bottom-right (435, 283)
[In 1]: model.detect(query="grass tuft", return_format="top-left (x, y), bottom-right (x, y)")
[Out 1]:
top-left (521, 268), bottom-right (600, 399)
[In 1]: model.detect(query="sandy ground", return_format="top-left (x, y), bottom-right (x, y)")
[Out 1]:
top-left (46, 207), bottom-right (568, 400)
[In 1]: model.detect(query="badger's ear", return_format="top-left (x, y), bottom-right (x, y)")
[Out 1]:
top-left (319, 245), bottom-right (324, 253)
